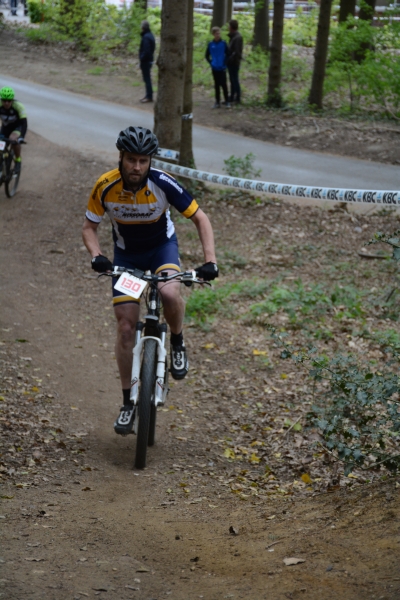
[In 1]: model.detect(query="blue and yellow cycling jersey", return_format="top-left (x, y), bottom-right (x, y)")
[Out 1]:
top-left (86, 166), bottom-right (199, 252)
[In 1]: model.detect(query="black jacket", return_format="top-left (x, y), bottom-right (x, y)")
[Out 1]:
top-left (139, 29), bottom-right (155, 63)
top-left (227, 30), bottom-right (243, 68)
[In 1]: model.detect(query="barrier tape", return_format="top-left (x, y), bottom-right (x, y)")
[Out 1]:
top-left (156, 148), bottom-right (180, 161)
top-left (152, 159), bottom-right (400, 208)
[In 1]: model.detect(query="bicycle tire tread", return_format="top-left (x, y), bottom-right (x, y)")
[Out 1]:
top-left (135, 339), bottom-right (157, 469)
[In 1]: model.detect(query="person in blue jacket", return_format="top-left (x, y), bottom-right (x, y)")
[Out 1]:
top-left (139, 20), bottom-right (156, 103)
top-left (205, 27), bottom-right (231, 109)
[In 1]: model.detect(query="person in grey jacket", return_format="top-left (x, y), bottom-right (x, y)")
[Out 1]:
top-left (139, 20), bottom-right (156, 103)
top-left (227, 19), bottom-right (243, 104)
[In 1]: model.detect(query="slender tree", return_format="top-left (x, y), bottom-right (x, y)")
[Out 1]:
top-left (154, 0), bottom-right (188, 151)
top-left (338, 0), bottom-right (356, 23)
top-left (226, 0), bottom-right (233, 21)
top-left (211, 0), bottom-right (227, 29)
top-left (180, 0), bottom-right (195, 167)
top-left (308, 0), bottom-right (333, 109)
top-left (359, 0), bottom-right (376, 22)
top-left (356, 0), bottom-right (376, 61)
top-left (253, 0), bottom-right (269, 51)
top-left (267, 0), bottom-right (285, 107)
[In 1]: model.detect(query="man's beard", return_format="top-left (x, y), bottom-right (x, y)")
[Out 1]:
top-left (120, 163), bottom-right (148, 191)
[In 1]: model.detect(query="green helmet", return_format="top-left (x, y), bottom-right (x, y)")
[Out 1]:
top-left (0, 87), bottom-right (15, 100)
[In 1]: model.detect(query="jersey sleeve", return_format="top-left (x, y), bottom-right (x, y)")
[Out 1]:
top-left (86, 176), bottom-right (106, 223)
top-left (13, 101), bottom-right (27, 120)
top-left (153, 170), bottom-right (199, 218)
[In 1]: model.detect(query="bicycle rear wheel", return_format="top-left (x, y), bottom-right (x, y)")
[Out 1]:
top-left (135, 338), bottom-right (157, 469)
top-left (5, 151), bottom-right (20, 198)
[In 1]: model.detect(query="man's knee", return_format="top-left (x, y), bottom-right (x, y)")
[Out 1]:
top-left (159, 282), bottom-right (182, 305)
top-left (114, 305), bottom-right (139, 345)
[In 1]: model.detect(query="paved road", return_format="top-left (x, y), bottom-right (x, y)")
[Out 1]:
top-left (2, 74), bottom-right (399, 193)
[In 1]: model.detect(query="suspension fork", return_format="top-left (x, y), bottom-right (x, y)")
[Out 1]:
top-left (130, 322), bottom-right (168, 407)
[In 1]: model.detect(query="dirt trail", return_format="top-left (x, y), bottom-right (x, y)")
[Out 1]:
top-left (1, 134), bottom-right (399, 599)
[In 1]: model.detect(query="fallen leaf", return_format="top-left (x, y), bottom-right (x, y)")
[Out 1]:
top-left (25, 558), bottom-right (45, 562)
top-left (203, 343), bottom-right (215, 349)
top-left (81, 487), bottom-right (93, 491)
top-left (283, 557), bottom-right (306, 566)
top-left (301, 474), bottom-right (312, 484)
top-left (250, 453), bottom-right (261, 464)
top-left (224, 448), bottom-right (235, 459)
top-left (229, 525), bottom-right (239, 536)
top-left (136, 566), bottom-right (150, 572)
top-left (253, 349), bottom-right (267, 356)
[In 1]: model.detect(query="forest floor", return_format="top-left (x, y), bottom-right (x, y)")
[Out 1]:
top-left (1, 25), bottom-right (400, 600)
top-left (1, 131), bottom-right (399, 599)
top-left (0, 28), bottom-right (399, 166)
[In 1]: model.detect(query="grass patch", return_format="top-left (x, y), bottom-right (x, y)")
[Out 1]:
top-left (87, 66), bottom-right (104, 75)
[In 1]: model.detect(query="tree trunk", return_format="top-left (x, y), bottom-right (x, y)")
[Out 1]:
top-left (359, 0), bottom-right (376, 23)
top-left (338, 0), bottom-right (356, 23)
top-left (211, 0), bottom-right (227, 29)
top-left (180, 0), bottom-right (195, 168)
top-left (226, 0), bottom-right (233, 21)
top-left (308, 0), bottom-right (332, 109)
top-left (253, 0), bottom-right (269, 51)
top-left (154, 0), bottom-right (188, 151)
top-left (267, 0), bottom-right (284, 107)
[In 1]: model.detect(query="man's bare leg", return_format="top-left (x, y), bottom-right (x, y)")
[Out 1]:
top-left (158, 270), bottom-right (188, 379)
top-left (114, 302), bottom-right (140, 389)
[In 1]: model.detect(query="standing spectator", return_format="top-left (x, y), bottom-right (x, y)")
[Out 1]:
top-left (205, 26), bottom-right (230, 109)
top-left (139, 20), bottom-right (156, 104)
top-left (10, 0), bottom-right (18, 17)
top-left (227, 19), bottom-right (243, 104)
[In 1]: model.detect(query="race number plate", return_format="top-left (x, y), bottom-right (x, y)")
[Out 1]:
top-left (0, 141), bottom-right (6, 151)
top-left (114, 273), bottom-right (147, 299)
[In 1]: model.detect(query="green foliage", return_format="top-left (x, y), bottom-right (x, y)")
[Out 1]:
top-left (272, 328), bottom-right (400, 475)
top-left (284, 5), bottom-right (319, 48)
top-left (368, 230), bottom-right (400, 262)
top-left (27, 0), bottom-right (51, 23)
top-left (326, 13), bottom-right (400, 116)
top-left (185, 278), bottom-right (270, 326)
top-left (248, 280), bottom-right (366, 326)
top-left (223, 153), bottom-right (261, 179)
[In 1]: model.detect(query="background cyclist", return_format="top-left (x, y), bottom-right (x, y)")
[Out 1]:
top-left (82, 126), bottom-right (219, 435)
top-left (0, 86), bottom-right (27, 173)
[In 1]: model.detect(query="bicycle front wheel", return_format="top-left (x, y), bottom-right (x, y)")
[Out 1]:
top-left (135, 339), bottom-right (157, 469)
top-left (5, 152), bottom-right (20, 198)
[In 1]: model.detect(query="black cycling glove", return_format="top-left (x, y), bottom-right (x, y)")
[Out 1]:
top-left (195, 262), bottom-right (219, 281)
top-left (91, 255), bottom-right (113, 273)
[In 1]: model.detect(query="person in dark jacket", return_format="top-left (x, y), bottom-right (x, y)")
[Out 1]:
top-left (139, 20), bottom-right (156, 103)
top-left (227, 19), bottom-right (243, 104)
top-left (205, 27), bottom-right (231, 109)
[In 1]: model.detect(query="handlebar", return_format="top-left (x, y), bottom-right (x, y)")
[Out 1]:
top-left (99, 266), bottom-right (212, 286)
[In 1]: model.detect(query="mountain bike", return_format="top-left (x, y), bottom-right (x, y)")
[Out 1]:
top-left (100, 266), bottom-right (210, 469)
top-left (0, 136), bottom-right (26, 198)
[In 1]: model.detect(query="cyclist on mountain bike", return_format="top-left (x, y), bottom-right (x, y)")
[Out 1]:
top-left (82, 126), bottom-right (218, 435)
top-left (0, 87), bottom-right (27, 174)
